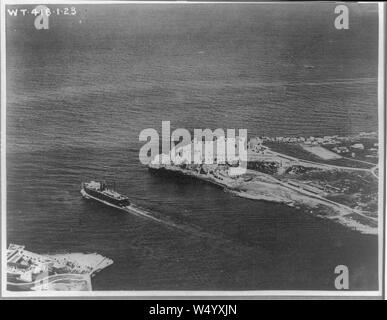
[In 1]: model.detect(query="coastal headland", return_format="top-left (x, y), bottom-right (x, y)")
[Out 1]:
top-left (149, 132), bottom-right (379, 235)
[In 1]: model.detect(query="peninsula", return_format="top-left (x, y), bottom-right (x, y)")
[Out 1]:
top-left (149, 132), bottom-right (379, 234)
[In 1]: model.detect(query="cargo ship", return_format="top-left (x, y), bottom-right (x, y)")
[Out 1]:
top-left (81, 181), bottom-right (167, 225)
top-left (81, 181), bottom-right (131, 209)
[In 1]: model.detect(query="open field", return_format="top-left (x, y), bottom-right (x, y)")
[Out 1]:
top-left (300, 144), bottom-right (342, 160)
top-left (263, 142), bottom-right (374, 169)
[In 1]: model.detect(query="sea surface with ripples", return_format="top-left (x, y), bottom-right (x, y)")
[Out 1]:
top-left (6, 3), bottom-right (380, 290)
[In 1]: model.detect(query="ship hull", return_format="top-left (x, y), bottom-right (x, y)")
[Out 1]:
top-left (81, 188), bottom-right (167, 225)
top-left (81, 188), bottom-right (125, 211)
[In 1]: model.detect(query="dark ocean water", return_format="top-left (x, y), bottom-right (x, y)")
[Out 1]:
top-left (6, 3), bottom-right (379, 290)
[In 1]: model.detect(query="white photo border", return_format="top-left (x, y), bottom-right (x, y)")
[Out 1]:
top-left (0, 0), bottom-right (385, 299)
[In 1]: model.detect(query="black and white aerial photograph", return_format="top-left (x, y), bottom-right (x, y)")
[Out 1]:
top-left (1, 0), bottom-right (385, 300)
